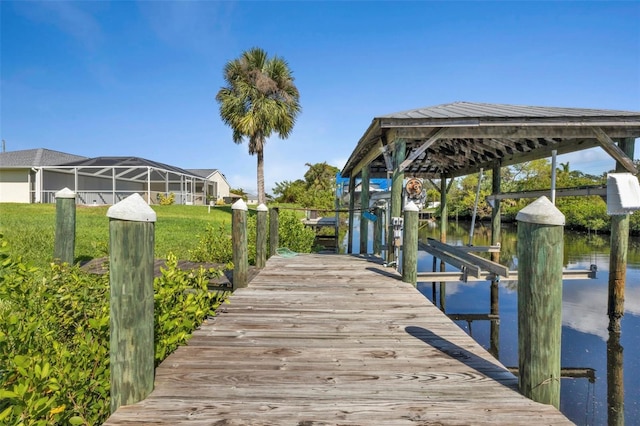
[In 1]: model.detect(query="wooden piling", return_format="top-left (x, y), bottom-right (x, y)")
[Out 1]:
top-left (516, 196), bottom-right (564, 409)
top-left (347, 176), bottom-right (356, 254)
top-left (232, 199), bottom-right (248, 289)
top-left (402, 201), bottom-right (418, 285)
top-left (490, 166), bottom-right (501, 359)
top-left (269, 207), bottom-right (279, 258)
top-left (607, 327), bottom-right (624, 426)
top-left (107, 193), bottom-right (156, 414)
top-left (439, 176), bottom-right (447, 311)
top-left (54, 187), bottom-right (76, 264)
top-left (373, 206), bottom-right (383, 256)
top-left (388, 140), bottom-right (406, 263)
top-left (359, 166), bottom-right (370, 254)
top-left (256, 204), bottom-right (268, 268)
top-left (608, 137), bottom-right (634, 331)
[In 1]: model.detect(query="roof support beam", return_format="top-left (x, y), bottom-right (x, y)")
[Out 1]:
top-left (398, 127), bottom-right (450, 173)
top-left (383, 126), bottom-right (640, 140)
top-left (592, 127), bottom-right (638, 174)
top-left (351, 139), bottom-right (384, 178)
top-left (448, 137), bottom-right (602, 179)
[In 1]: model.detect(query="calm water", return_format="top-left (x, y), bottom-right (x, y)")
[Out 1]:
top-left (345, 218), bottom-right (640, 425)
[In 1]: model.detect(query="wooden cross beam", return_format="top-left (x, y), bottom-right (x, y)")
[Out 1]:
top-left (398, 127), bottom-right (450, 173)
top-left (592, 127), bottom-right (638, 174)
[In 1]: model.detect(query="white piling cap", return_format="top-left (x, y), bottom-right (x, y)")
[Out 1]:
top-left (257, 203), bottom-right (268, 212)
top-left (232, 199), bottom-right (248, 211)
top-left (403, 201), bottom-right (419, 212)
top-left (516, 196), bottom-right (565, 226)
top-left (107, 193), bottom-right (157, 222)
top-left (55, 187), bottom-right (76, 198)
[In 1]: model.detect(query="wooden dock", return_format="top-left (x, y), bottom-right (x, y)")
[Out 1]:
top-left (104, 254), bottom-right (572, 425)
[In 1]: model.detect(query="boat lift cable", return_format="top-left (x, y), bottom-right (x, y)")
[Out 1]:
top-left (468, 168), bottom-right (483, 246)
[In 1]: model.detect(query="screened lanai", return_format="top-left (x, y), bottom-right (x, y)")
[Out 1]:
top-left (34, 156), bottom-right (216, 205)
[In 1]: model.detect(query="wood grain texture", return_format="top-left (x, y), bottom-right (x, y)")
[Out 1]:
top-left (104, 253), bottom-right (572, 425)
top-left (232, 207), bottom-right (248, 289)
top-left (256, 209), bottom-right (267, 268)
top-left (109, 219), bottom-right (155, 413)
top-left (517, 222), bottom-right (563, 409)
top-left (54, 196), bottom-right (75, 263)
top-left (269, 207), bottom-right (279, 258)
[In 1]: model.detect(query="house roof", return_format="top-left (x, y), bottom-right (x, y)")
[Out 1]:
top-left (342, 102), bottom-right (640, 179)
top-left (187, 169), bottom-right (219, 178)
top-left (0, 148), bottom-right (88, 168)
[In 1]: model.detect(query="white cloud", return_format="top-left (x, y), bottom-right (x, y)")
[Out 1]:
top-left (562, 278), bottom-right (640, 341)
top-left (16, 2), bottom-right (104, 50)
top-left (136, 1), bottom-right (234, 54)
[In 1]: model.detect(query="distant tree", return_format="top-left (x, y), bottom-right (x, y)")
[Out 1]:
top-left (230, 188), bottom-right (248, 201)
top-left (273, 179), bottom-right (306, 204)
top-left (304, 162), bottom-right (339, 192)
top-left (273, 162), bottom-right (339, 210)
top-left (216, 47), bottom-right (301, 204)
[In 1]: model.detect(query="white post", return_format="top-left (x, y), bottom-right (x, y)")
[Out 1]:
top-left (147, 167), bottom-right (151, 204)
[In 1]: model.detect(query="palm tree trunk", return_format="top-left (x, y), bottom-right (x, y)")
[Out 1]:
top-left (257, 149), bottom-right (265, 204)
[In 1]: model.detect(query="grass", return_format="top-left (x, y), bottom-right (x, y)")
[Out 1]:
top-left (0, 203), bottom-right (235, 267)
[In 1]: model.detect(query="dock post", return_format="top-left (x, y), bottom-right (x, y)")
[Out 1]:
top-left (402, 201), bottom-right (418, 285)
top-left (439, 176), bottom-right (448, 311)
top-left (256, 203), bottom-right (268, 268)
top-left (608, 137), bottom-right (634, 332)
top-left (347, 176), bottom-right (356, 254)
top-left (54, 187), bottom-right (76, 264)
top-left (516, 196), bottom-right (564, 408)
top-left (232, 199), bottom-right (248, 289)
top-left (388, 140), bottom-right (406, 263)
top-left (107, 193), bottom-right (156, 414)
top-left (490, 165), bottom-right (501, 358)
top-left (359, 166), bottom-right (370, 254)
top-left (269, 206), bottom-right (279, 258)
top-left (373, 206), bottom-right (383, 256)
top-left (607, 325), bottom-right (624, 425)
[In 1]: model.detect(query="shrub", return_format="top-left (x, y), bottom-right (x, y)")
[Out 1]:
top-left (154, 254), bottom-right (228, 362)
top-left (158, 192), bottom-right (175, 205)
top-left (277, 210), bottom-right (316, 253)
top-left (0, 236), bottom-right (228, 425)
top-left (189, 224), bottom-right (233, 263)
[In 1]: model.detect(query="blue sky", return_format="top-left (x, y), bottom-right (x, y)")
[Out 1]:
top-left (2, 1), bottom-right (639, 194)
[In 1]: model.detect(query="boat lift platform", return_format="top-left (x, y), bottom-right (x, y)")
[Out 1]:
top-left (417, 238), bottom-right (597, 282)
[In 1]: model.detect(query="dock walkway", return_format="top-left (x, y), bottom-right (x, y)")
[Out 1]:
top-left (104, 254), bottom-right (572, 425)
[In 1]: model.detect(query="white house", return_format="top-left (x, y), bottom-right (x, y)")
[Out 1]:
top-left (186, 169), bottom-right (231, 203)
top-left (0, 148), bottom-right (231, 206)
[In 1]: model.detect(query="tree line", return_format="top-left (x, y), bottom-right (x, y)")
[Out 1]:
top-left (271, 158), bottom-right (640, 234)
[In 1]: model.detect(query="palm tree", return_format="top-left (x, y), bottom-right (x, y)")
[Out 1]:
top-left (216, 47), bottom-right (301, 204)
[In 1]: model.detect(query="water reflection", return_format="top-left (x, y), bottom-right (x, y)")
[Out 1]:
top-left (607, 327), bottom-right (624, 426)
top-left (415, 222), bottom-right (640, 426)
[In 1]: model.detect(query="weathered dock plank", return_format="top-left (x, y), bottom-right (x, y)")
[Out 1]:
top-left (104, 254), bottom-right (572, 425)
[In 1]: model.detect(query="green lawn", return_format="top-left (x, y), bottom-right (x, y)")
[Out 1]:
top-left (0, 203), bottom-right (235, 267)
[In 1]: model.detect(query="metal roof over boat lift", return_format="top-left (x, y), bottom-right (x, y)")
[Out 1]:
top-left (341, 102), bottom-right (640, 180)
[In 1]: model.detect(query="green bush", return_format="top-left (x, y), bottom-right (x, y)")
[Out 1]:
top-left (188, 209), bottom-right (316, 265)
top-left (189, 224), bottom-right (233, 263)
top-left (277, 210), bottom-right (316, 253)
top-left (0, 239), bottom-right (110, 425)
top-left (158, 192), bottom-right (175, 205)
top-left (0, 236), bottom-right (228, 425)
top-left (154, 254), bottom-right (228, 362)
